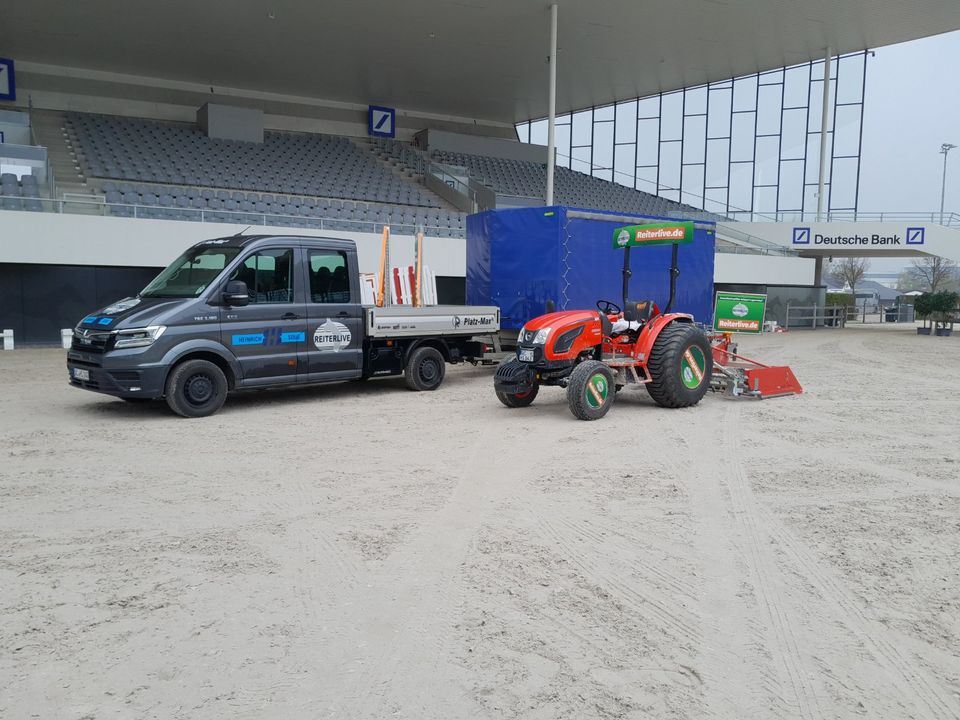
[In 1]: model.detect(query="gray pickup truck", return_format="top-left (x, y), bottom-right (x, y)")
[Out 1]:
top-left (66, 234), bottom-right (499, 417)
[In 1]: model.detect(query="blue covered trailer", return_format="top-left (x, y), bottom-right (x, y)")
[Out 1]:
top-left (466, 206), bottom-right (716, 330)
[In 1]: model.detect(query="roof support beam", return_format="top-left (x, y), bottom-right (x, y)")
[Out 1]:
top-left (545, 3), bottom-right (558, 206)
top-left (816, 47), bottom-right (832, 222)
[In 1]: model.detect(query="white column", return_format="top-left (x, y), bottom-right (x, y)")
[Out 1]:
top-left (545, 3), bottom-right (558, 206)
top-left (816, 47), bottom-right (832, 222)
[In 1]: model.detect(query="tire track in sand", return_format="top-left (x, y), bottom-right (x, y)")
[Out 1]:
top-left (674, 427), bottom-right (816, 720)
top-left (726, 404), bottom-right (960, 720)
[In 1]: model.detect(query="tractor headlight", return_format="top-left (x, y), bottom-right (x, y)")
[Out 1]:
top-left (531, 327), bottom-right (552, 344)
top-left (113, 325), bottom-right (166, 349)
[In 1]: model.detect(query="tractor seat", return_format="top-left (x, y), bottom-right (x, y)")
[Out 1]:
top-left (623, 299), bottom-right (654, 324)
top-left (597, 311), bottom-right (613, 337)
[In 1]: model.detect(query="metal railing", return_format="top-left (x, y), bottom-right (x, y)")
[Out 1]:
top-left (785, 303), bottom-right (916, 328)
top-left (0, 196), bottom-right (465, 237)
top-left (371, 137), bottom-right (482, 210)
top-left (753, 210), bottom-right (960, 227)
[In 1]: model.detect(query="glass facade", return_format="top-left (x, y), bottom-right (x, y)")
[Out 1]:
top-left (517, 52), bottom-right (868, 221)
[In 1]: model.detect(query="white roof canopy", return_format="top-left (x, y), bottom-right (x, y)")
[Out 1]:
top-left (4, 0), bottom-right (960, 122)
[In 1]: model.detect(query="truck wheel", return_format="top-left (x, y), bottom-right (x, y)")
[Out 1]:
top-left (645, 323), bottom-right (713, 408)
top-left (165, 359), bottom-right (228, 418)
top-left (405, 346), bottom-right (445, 391)
top-left (566, 360), bottom-right (615, 420)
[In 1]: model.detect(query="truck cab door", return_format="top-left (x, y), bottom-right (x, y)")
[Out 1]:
top-left (301, 247), bottom-right (363, 381)
top-left (221, 246), bottom-right (308, 385)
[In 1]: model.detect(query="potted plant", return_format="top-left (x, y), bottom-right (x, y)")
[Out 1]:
top-left (933, 291), bottom-right (959, 337)
top-left (915, 293), bottom-right (933, 335)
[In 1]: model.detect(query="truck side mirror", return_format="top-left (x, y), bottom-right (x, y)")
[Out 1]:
top-left (223, 280), bottom-right (250, 307)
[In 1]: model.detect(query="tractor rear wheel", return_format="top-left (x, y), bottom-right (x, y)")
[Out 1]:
top-left (645, 322), bottom-right (713, 408)
top-left (566, 360), bottom-right (615, 421)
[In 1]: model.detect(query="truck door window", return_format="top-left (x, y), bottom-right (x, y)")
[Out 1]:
top-left (231, 248), bottom-right (294, 303)
top-left (309, 251), bottom-right (350, 303)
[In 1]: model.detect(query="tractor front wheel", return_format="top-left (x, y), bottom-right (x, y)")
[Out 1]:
top-left (646, 323), bottom-right (713, 408)
top-left (566, 360), bottom-right (616, 421)
top-left (496, 384), bottom-right (539, 408)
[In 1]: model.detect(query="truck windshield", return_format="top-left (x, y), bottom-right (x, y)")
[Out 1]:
top-left (140, 246), bottom-right (241, 298)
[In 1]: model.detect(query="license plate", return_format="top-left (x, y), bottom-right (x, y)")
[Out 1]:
top-left (73, 368), bottom-right (90, 381)
top-left (518, 349), bottom-right (534, 362)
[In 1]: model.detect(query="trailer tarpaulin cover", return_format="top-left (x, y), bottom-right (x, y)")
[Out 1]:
top-left (466, 206), bottom-right (715, 329)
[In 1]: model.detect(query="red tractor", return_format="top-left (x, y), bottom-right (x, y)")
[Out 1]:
top-left (493, 222), bottom-right (800, 420)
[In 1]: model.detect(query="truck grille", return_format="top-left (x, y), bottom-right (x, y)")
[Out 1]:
top-left (72, 328), bottom-right (113, 353)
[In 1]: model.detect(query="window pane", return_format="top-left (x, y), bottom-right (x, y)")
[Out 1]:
top-left (309, 251), bottom-right (350, 303)
top-left (231, 248), bottom-right (294, 304)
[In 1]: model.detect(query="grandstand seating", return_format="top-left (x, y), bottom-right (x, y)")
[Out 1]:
top-left (6, 111), bottom-right (722, 237)
top-left (432, 150), bottom-right (725, 220)
top-left (94, 179), bottom-right (466, 236)
top-left (0, 173), bottom-right (44, 212)
top-left (65, 113), bottom-right (440, 208)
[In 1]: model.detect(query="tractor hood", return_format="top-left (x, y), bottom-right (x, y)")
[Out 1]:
top-left (520, 310), bottom-right (599, 333)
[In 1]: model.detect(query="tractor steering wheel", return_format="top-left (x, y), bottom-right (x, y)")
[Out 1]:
top-left (596, 299), bottom-right (621, 315)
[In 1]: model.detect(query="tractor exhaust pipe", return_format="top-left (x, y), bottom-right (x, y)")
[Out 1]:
top-left (622, 246), bottom-right (632, 311)
top-left (664, 244), bottom-right (680, 314)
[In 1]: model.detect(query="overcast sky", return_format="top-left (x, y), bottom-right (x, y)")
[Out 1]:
top-left (848, 29), bottom-right (960, 275)
top-left (859, 29), bottom-right (960, 214)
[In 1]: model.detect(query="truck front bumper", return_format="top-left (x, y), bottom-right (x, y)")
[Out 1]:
top-left (67, 352), bottom-right (167, 399)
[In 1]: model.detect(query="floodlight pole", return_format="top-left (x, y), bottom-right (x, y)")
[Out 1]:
top-left (939, 143), bottom-right (955, 224)
top-left (816, 47), bottom-right (832, 222)
top-left (545, 3), bottom-right (558, 206)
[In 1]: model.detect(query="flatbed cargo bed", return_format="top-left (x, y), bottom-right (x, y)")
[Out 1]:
top-left (365, 305), bottom-right (500, 339)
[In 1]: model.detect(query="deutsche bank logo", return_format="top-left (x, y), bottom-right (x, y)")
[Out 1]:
top-left (368, 105), bottom-right (396, 138)
top-left (0, 58), bottom-right (15, 102)
top-left (792, 227), bottom-right (811, 244)
top-left (905, 227), bottom-right (925, 245)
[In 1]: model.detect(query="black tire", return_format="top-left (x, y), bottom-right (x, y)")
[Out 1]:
top-left (404, 346), bottom-right (445, 391)
top-left (496, 383), bottom-right (539, 408)
top-left (566, 360), bottom-right (616, 421)
top-left (164, 359), bottom-right (228, 418)
top-left (645, 322), bottom-right (713, 408)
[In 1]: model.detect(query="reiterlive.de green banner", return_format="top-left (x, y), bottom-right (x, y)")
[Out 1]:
top-left (713, 292), bottom-right (767, 334)
top-left (612, 221), bottom-right (694, 248)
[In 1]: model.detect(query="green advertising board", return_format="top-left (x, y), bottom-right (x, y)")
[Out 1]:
top-left (613, 221), bottom-right (694, 248)
top-left (713, 292), bottom-right (767, 334)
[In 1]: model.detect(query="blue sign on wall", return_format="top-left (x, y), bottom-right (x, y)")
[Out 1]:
top-left (368, 105), bottom-right (396, 138)
top-left (0, 58), bottom-right (15, 102)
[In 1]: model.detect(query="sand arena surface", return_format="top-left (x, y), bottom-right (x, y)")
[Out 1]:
top-left (1, 325), bottom-right (958, 719)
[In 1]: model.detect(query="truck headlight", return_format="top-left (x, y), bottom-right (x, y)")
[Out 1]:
top-left (113, 325), bottom-right (166, 349)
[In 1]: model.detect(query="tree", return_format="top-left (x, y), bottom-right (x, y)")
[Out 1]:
top-left (826, 258), bottom-right (870, 301)
top-left (905, 255), bottom-right (959, 293)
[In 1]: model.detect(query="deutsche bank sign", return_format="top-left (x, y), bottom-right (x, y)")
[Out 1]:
top-left (368, 105), bottom-right (396, 138)
top-left (791, 226), bottom-right (924, 247)
top-left (0, 58), bottom-right (15, 102)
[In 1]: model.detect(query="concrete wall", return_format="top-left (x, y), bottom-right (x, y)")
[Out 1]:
top-left (714, 252), bottom-right (815, 286)
top-left (13, 61), bottom-right (516, 142)
top-left (418, 129), bottom-right (549, 164)
top-left (0, 211), bottom-right (465, 277)
top-left (197, 103), bottom-right (264, 143)
top-left (0, 108), bottom-right (31, 145)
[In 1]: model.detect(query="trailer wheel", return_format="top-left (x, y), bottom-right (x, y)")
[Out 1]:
top-left (165, 359), bottom-right (228, 418)
top-left (405, 346), bottom-right (445, 391)
top-left (566, 360), bottom-right (615, 421)
top-left (645, 323), bottom-right (713, 408)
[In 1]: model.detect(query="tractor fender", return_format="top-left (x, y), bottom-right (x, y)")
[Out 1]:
top-left (635, 313), bottom-right (694, 362)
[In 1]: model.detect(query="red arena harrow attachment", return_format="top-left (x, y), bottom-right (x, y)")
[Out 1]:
top-left (494, 220), bottom-right (802, 420)
top-left (708, 333), bottom-right (803, 399)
